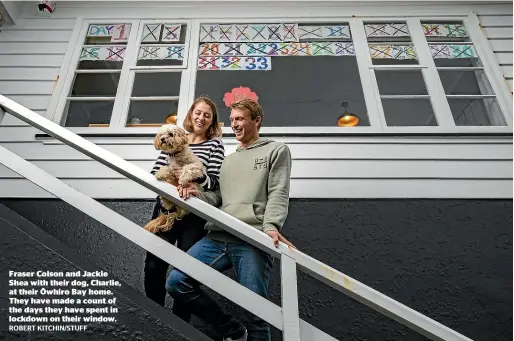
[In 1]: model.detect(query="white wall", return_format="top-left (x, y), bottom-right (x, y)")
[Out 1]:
top-left (477, 8), bottom-right (513, 92)
top-left (0, 1), bottom-right (512, 199)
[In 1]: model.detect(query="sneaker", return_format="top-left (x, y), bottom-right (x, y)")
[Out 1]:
top-left (223, 327), bottom-right (247, 341)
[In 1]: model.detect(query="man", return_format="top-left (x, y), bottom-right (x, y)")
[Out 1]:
top-left (165, 98), bottom-right (294, 341)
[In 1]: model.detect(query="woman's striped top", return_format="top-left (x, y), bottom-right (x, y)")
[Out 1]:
top-left (150, 138), bottom-right (225, 191)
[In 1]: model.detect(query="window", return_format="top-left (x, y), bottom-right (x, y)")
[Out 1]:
top-left (194, 23), bottom-right (369, 127)
top-left (62, 22), bottom-right (132, 127)
top-left (121, 22), bottom-right (189, 127)
top-left (53, 16), bottom-right (511, 134)
top-left (422, 21), bottom-right (506, 126)
top-left (365, 22), bottom-right (437, 126)
top-left (54, 20), bottom-right (191, 131)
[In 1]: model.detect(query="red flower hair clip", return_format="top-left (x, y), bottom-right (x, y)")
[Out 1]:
top-left (223, 87), bottom-right (259, 107)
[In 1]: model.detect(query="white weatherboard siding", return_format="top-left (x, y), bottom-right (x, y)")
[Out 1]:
top-left (0, 17), bottom-right (75, 125)
top-left (478, 8), bottom-right (514, 92)
top-left (0, 1), bottom-right (512, 199)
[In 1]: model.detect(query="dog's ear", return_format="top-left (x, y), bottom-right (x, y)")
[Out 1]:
top-left (154, 134), bottom-right (162, 150)
top-left (174, 127), bottom-right (188, 146)
top-left (181, 133), bottom-right (189, 146)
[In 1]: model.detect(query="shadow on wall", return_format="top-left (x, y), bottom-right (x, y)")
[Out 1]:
top-left (0, 199), bottom-right (512, 341)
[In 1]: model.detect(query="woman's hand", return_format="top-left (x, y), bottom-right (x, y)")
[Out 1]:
top-left (177, 183), bottom-right (200, 200)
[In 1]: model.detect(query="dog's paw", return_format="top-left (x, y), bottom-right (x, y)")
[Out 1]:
top-left (156, 166), bottom-right (173, 181)
top-left (178, 164), bottom-right (204, 185)
top-left (177, 172), bottom-right (195, 185)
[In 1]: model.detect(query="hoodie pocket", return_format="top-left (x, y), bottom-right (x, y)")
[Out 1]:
top-left (223, 203), bottom-right (263, 225)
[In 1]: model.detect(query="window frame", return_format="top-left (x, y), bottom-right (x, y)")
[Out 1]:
top-left (117, 19), bottom-right (192, 131)
top-left (50, 14), bottom-right (513, 135)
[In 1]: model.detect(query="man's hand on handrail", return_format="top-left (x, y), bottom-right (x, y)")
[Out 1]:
top-left (265, 230), bottom-right (296, 250)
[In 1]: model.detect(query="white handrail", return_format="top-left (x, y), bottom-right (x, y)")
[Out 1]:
top-left (0, 94), bottom-right (474, 341)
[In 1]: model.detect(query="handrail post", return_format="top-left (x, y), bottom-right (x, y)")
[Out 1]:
top-left (281, 255), bottom-right (301, 341)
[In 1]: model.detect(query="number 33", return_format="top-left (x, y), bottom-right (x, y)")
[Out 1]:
top-left (245, 57), bottom-right (269, 70)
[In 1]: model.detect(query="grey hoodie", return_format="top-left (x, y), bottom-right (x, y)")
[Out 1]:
top-left (198, 138), bottom-right (292, 243)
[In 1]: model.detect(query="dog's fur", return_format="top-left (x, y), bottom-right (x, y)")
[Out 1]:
top-left (144, 124), bottom-right (205, 234)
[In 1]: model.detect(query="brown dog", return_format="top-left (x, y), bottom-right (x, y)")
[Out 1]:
top-left (144, 124), bottom-right (205, 234)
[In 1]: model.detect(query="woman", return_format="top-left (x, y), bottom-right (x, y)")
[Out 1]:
top-left (144, 96), bottom-right (224, 322)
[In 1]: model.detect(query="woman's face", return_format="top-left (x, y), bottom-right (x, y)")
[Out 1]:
top-left (190, 101), bottom-right (214, 136)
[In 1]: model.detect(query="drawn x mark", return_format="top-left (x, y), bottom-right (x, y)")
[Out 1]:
top-left (299, 27), bottom-right (322, 38)
top-left (251, 25), bottom-right (267, 40)
top-left (201, 25), bottom-right (217, 41)
top-left (219, 26), bottom-right (233, 41)
top-left (368, 25), bottom-right (389, 36)
top-left (164, 25), bottom-right (180, 41)
top-left (140, 47), bottom-right (159, 59)
top-left (143, 24), bottom-right (160, 41)
top-left (268, 25), bottom-right (282, 40)
top-left (223, 43), bottom-right (242, 56)
top-left (236, 25), bottom-right (249, 40)
top-left (106, 47), bottom-right (125, 60)
top-left (167, 46), bottom-right (184, 58)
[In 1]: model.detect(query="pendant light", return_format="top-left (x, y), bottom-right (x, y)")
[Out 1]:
top-left (165, 113), bottom-right (177, 124)
top-left (337, 102), bottom-right (359, 127)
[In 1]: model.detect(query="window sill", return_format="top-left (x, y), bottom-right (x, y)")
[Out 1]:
top-left (34, 126), bottom-right (513, 140)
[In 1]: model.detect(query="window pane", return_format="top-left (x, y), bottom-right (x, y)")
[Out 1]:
top-left (430, 44), bottom-right (480, 66)
top-left (422, 23), bottom-right (470, 42)
top-left (382, 99), bottom-right (437, 126)
top-left (196, 56), bottom-right (369, 127)
top-left (433, 57), bottom-right (482, 68)
top-left (371, 58), bottom-right (419, 66)
top-left (369, 44), bottom-right (418, 65)
top-left (137, 24), bottom-right (187, 66)
top-left (365, 23), bottom-right (411, 42)
top-left (126, 100), bottom-right (179, 126)
top-left (448, 98), bottom-right (506, 126)
top-left (78, 60), bottom-right (123, 70)
top-left (141, 23), bottom-right (187, 44)
top-left (80, 24), bottom-right (131, 70)
top-left (78, 46), bottom-right (126, 70)
top-left (70, 73), bottom-right (120, 97)
top-left (63, 100), bottom-right (114, 127)
top-left (438, 70), bottom-right (494, 95)
top-left (375, 70), bottom-right (428, 95)
top-left (196, 22), bottom-right (368, 127)
top-left (131, 72), bottom-right (181, 97)
top-left (137, 50), bottom-right (185, 67)
top-left (365, 23), bottom-right (418, 65)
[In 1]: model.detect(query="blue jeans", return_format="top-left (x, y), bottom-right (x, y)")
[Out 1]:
top-left (166, 237), bottom-right (273, 341)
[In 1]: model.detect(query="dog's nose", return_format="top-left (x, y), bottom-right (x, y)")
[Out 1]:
top-left (161, 137), bottom-right (166, 143)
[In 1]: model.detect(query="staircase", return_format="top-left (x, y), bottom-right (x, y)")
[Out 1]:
top-left (0, 94), bottom-right (474, 341)
top-left (0, 203), bottom-right (213, 341)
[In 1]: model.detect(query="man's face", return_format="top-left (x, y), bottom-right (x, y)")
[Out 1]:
top-left (230, 107), bottom-right (260, 143)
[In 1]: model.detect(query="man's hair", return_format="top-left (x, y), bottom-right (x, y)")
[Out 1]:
top-left (230, 98), bottom-right (263, 130)
top-left (183, 96), bottom-right (222, 138)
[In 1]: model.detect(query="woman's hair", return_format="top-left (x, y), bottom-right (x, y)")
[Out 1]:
top-left (182, 96), bottom-right (222, 139)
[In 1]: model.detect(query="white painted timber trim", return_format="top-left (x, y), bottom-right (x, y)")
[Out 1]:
top-left (47, 18), bottom-right (84, 122)
top-left (281, 255), bottom-right (301, 341)
top-left (467, 13), bottom-right (513, 125)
